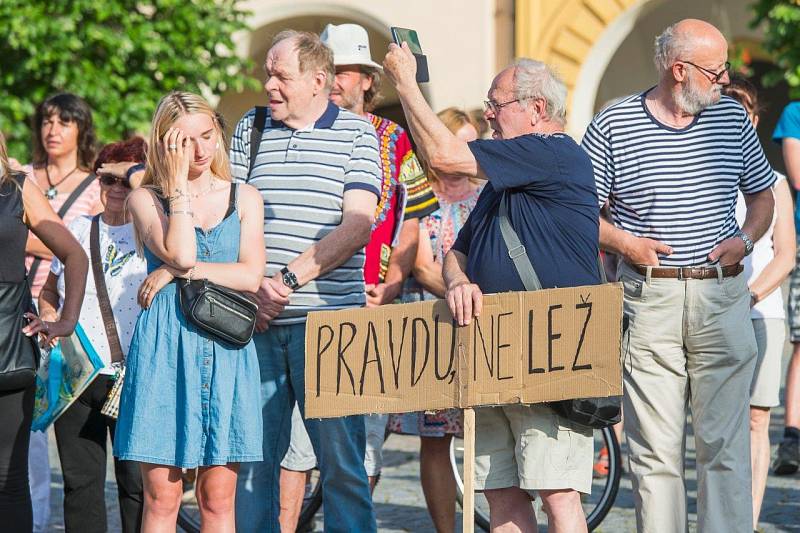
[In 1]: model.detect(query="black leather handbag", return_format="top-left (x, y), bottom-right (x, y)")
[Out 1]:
top-left (497, 193), bottom-right (623, 429)
top-left (0, 279), bottom-right (41, 391)
top-left (177, 279), bottom-right (258, 348)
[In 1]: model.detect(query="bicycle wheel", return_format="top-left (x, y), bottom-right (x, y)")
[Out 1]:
top-left (451, 425), bottom-right (621, 532)
top-left (296, 468), bottom-right (323, 532)
top-left (177, 469), bottom-right (201, 533)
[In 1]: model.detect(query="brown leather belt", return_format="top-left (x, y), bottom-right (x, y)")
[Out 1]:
top-left (631, 264), bottom-right (743, 279)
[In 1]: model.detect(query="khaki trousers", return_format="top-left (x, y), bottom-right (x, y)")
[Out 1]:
top-left (619, 263), bottom-right (757, 533)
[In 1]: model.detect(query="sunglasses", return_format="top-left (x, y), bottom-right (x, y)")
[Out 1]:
top-left (98, 174), bottom-right (132, 189)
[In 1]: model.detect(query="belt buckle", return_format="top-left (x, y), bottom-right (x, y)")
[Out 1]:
top-left (677, 267), bottom-right (686, 280)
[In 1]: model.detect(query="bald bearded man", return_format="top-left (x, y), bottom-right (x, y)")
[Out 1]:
top-left (582, 19), bottom-right (775, 533)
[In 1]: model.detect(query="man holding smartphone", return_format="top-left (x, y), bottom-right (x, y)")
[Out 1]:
top-left (384, 40), bottom-right (601, 532)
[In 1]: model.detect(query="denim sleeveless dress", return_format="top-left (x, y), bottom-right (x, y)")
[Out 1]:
top-left (114, 185), bottom-right (263, 467)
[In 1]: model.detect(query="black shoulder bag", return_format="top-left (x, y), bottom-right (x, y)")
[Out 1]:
top-left (172, 185), bottom-right (258, 348)
top-left (497, 193), bottom-right (623, 429)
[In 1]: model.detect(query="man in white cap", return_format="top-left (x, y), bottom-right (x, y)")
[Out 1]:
top-left (276, 23), bottom-right (440, 531)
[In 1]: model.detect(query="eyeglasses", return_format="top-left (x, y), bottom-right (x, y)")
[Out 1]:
top-left (483, 98), bottom-right (520, 114)
top-left (98, 174), bottom-right (131, 189)
top-left (678, 60), bottom-right (731, 84)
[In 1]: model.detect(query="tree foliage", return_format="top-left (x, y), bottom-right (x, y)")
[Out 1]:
top-left (751, 0), bottom-right (800, 98)
top-left (0, 0), bottom-right (259, 160)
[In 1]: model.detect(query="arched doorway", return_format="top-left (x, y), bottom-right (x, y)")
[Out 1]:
top-left (573, 0), bottom-right (790, 171)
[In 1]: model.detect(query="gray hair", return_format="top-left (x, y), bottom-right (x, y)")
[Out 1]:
top-left (512, 58), bottom-right (567, 125)
top-left (271, 30), bottom-right (335, 91)
top-left (653, 23), bottom-right (694, 76)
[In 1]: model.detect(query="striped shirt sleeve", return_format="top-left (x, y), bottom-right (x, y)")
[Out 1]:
top-left (343, 128), bottom-right (381, 197)
top-left (739, 112), bottom-right (775, 194)
top-left (581, 119), bottom-right (613, 207)
top-left (229, 108), bottom-right (255, 184)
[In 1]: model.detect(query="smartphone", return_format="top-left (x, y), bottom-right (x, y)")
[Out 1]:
top-left (390, 26), bottom-right (429, 83)
top-left (390, 27), bottom-right (423, 54)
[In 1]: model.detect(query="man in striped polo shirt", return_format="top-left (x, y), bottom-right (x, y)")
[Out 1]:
top-left (229, 30), bottom-right (381, 532)
top-left (275, 24), bottom-right (441, 529)
top-left (582, 19), bottom-right (775, 532)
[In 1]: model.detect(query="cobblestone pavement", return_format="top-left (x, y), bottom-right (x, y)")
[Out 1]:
top-left (47, 376), bottom-right (800, 532)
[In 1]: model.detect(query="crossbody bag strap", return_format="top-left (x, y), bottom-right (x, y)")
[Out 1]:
top-left (498, 193), bottom-right (607, 290)
top-left (248, 106), bottom-right (268, 181)
top-left (29, 173), bottom-right (97, 284)
top-left (498, 193), bottom-right (542, 291)
top-left (90, 215), bottom-right (124, 363)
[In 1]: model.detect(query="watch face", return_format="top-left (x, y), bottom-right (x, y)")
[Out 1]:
top-left (283, 271), bottom-right (298, 288)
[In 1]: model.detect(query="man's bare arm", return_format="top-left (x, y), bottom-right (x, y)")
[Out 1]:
top-left (367, 218), bottom-right (419, 306)
top-left (709, 187), bottom-right (774, 266)
top-left (599, 218), bottom-right (673, 266)
top-left (383, 43), bottom-right (483, 180)
top-left (279, 189), bottom-right (377, 286)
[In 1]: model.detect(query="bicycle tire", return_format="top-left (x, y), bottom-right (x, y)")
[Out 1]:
top-left (177, 506), bottom-right (201, 533)
top-left (177, 472), bottom-right (201, 533)
top-left (451, 425), bottom-right (621, 532)
top-left (297, 469), bottom-right (323, 532)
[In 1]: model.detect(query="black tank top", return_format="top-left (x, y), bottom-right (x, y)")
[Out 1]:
top-left (0, 174), bottom-right (29, 283)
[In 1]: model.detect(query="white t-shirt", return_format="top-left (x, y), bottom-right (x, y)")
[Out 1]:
top-left (51, 216), bottom-right (147, 374)
top-left (735, 172), bottom-right (785, 320)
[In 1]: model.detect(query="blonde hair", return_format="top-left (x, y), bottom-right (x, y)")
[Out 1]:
top-left (425, 108), bottom-right (481, 185)
top-left (141, 91), bottom-right (232, 192)
top-left (0, 131), bottom-right (24, 192)
top-left (133, 92), bottom-right (231, 254)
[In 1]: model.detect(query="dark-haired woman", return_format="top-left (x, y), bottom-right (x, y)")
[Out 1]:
top-left (22, 92), bottom-right (101, 531)
top-left (39, 138), bottom-right (147, 533)
top-left (0, 130), bottom-right (87, 532)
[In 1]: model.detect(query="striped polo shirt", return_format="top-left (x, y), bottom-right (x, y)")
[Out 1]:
top-left (230, 102), bottom-right (381, 324)
top-left (581, 92), bottom-right (775, 267)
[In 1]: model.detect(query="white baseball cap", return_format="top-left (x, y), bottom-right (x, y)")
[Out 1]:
top-left (320, 23), bottom-right (383, 71)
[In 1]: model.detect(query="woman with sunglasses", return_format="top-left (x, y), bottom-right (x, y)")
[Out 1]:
top-left (38, 137), bottom-right (147, 533)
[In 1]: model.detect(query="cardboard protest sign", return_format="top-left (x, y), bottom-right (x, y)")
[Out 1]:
top-left (305, 284), bottom-right (623, 418)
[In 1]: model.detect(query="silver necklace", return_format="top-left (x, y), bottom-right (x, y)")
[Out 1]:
top-left (44, 162), bottom-right (79, 200)
top-left (190, 177), bottom-right (216, 198)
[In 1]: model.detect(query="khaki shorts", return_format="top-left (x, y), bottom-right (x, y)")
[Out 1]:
top-left (750, 318), bottom-right (785, 408)
top-left (474, 403), bottom-right (593, 494)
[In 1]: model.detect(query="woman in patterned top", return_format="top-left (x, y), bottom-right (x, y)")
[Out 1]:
top-left (39, 137), bottom-right (148, 533)
top-left (389, 108), bottom-right (484, 533)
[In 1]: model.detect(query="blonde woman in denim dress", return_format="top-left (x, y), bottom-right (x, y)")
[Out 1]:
top-left (114, 92), bottom-right (265, 531)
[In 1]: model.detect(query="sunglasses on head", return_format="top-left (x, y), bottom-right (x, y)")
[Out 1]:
top-left (98, 174), bottom-right (132, 189)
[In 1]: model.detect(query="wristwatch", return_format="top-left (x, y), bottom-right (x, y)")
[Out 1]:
top-left (735, 229), bottom-right (754, 256)
top-left (125, 163), bottom-right (146, 181)
top-left (280, 267), bottom-right (300, 290)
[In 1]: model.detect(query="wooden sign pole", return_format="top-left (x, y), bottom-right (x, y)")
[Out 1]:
top-left (463, 407), bottom-right (476, 533)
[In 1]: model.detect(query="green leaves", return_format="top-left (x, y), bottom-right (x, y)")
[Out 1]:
top-left (751, 0), bottom-right (800, 99)
top-left (0, 0), bottom-right (259, 159)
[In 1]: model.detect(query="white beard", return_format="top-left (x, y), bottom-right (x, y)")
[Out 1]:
top-left (675, 74), bottom-right (721, 116)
